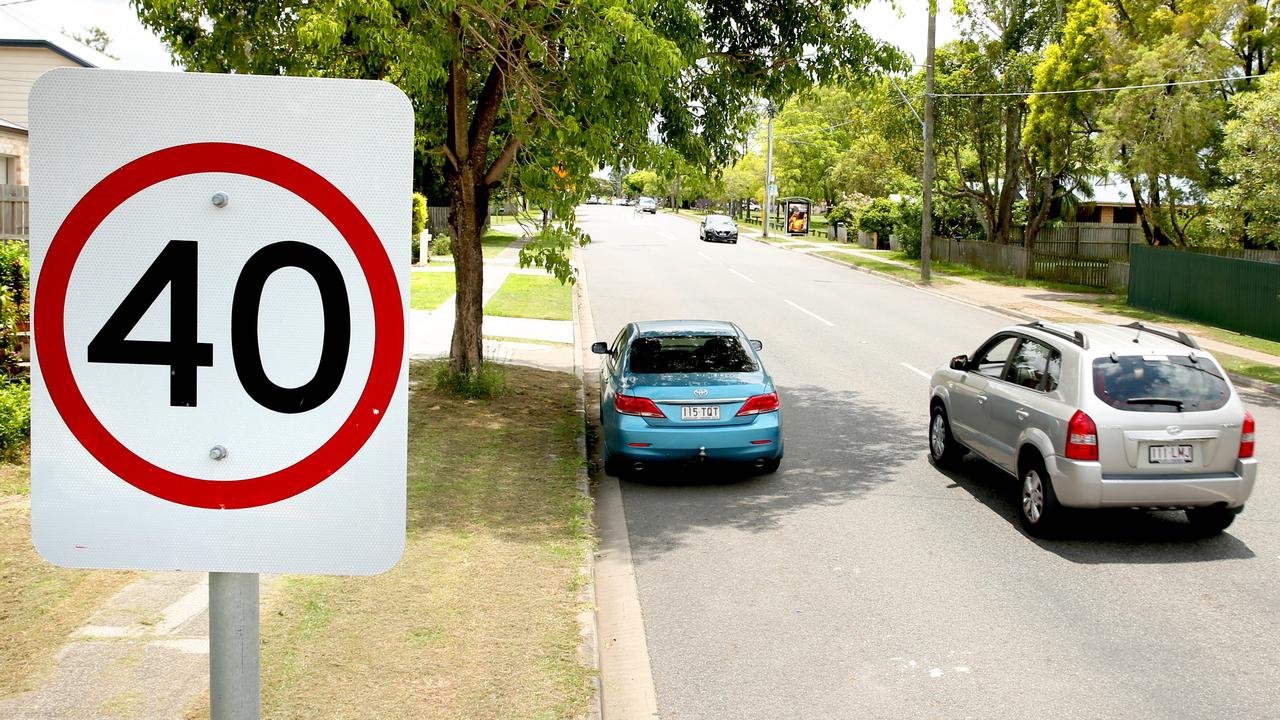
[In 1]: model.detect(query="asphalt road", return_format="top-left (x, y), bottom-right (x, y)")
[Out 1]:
top-left (579, 204), bottom-right (1280, 720)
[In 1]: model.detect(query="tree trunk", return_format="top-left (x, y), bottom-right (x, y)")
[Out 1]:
top-left (445, 163), bottom-right (490, 377)
top-left (995, 106), bottom-right (1022, 245)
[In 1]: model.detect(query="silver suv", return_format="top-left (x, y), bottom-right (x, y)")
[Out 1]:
top-left (929, 321), bottom-right (1257, 536)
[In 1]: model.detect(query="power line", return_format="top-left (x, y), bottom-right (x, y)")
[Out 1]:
top-left (773, 117), bottom-right (862, 140)
top-left (930, 72), bottom-right (1268, 98)
top-left (0, 0), bottom-right (40, 7)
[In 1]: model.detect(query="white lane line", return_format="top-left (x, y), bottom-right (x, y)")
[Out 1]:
top-left (729, 269), bottom-right (756, 284)
top-left (695, 251), bottom-right (711, 260)
top-left (784, 299), bottom-right (834, 327)
top-left (901, 362), bottom-right (931, 380)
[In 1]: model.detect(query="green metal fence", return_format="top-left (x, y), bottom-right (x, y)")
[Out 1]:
top-left (1129, 244), bottom-right (1280, 342)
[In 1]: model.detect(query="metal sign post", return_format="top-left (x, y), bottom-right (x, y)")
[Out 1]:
top-left (210, 572), bottom-right (260, 720)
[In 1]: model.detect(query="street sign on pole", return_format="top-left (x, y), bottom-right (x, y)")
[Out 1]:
top-left (29, 69), bottom-right (411, 575)
top-left (30, 68), bottom-right (412, 719)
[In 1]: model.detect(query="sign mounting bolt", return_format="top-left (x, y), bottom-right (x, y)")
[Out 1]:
top-left (209, 445), bottom-right (228, 461)
top-left (211, 192), bottom-right (229, 208)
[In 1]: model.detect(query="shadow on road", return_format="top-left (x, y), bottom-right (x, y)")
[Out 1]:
top-left (605, 384), bottom-right (918, 561)
top-left (934, 457), bottom-right (1256, 564)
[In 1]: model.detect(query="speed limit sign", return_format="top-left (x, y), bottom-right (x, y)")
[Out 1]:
top-left (29, 69), bottom-right (411, 575)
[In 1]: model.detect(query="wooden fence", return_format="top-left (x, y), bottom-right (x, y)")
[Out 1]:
top-left (427, 206), bottom-right (450, 237)
top-left (931, 236), bottom-right (1129, 290)
top-left (0, 184), bottom-right (27, 240)
top-left (931, 236), bottom-right (1029, 278)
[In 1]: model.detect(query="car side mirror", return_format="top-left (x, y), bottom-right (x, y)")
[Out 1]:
top-left (950, 354), bottom-right (969, 371)
top-left (749, 339), bottom-right (763, 351)
top-left (591, 342), bottom-right (610, 355)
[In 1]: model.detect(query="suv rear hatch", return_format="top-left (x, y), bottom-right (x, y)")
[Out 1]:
top-left (1090, 354), bottom-right (1242, 475)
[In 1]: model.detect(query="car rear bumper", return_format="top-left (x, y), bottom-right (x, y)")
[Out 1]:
top-left (1049, 456), bottom-right (1257, 509)
top-left (608, 413), bottom-right (782, 463)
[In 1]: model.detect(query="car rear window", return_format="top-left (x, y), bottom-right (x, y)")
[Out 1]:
top-left (1092, 355), bottom-right (1229, 412)
top-left (628, 335), bottom-right (758, 374)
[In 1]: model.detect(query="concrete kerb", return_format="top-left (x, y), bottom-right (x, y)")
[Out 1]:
top-left (571, 247), bottom-right (604, 720)
top-left (574, 248), bottom-right (661, 719)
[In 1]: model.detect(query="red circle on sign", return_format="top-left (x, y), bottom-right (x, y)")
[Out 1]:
top-left (35, 142), bottom-right (403, 509)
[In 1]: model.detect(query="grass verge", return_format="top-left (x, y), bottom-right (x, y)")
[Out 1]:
top-left (201, 362), bottom-right (594, 719)
top-left (814, 250), bottom-right (955, 285)
top-left (410, 271), bottom-right (456, 311)
top-left (429, 231), bottom-right (521, 262)
top-left (484, 274), bottom-right (573, 321)
top-left (1062, 294), bottom-right (1280, 358)
top-left (0, 461), bottom-right (136, 696)
top-left (1217, 353), bottom-right (1280, 387)
top-left (881, 251), bottom-right (1103, 294)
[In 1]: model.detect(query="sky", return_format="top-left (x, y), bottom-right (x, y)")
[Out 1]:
top-left (3, 0), bottom-right (959, 74)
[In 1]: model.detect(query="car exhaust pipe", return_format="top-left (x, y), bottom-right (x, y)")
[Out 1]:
top-left (632, 461), bottom-right (645, 472)
top-left (753, 458), bottom-right (766, 468)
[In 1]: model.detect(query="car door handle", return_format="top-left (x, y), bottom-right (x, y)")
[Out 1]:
top-left (976, 394), bottom-right (988, 405)
top-left (1016, 409), bottom-right (1030, 420)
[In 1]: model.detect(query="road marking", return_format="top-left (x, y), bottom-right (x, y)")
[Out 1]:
top-left (901, 362), bottom-right (931, 380)
top-left (784, 299), bottom-right (834, 326)
top-left (729, 269), bottom-right (756, 284)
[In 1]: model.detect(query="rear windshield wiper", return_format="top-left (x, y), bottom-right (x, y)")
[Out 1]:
top-left (1125, 397), bottom-right (1184, 410)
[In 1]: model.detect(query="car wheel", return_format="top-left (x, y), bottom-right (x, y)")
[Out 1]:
top-left (601, 443), bottom-right (622, 477)
top-left (1019, 456), bottom-right (1061, 537)
top-left (759, 457), bottom-right (781, 475)
top-left (1186, 506), bottom-right (1236, 535)
top-left (928, 406), bottom-right (965, 467)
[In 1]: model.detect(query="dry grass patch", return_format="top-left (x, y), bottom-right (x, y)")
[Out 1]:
top-left (0, 465), bottom-right (135, 695)
top-left (242, 361), bottom-right (594, 720)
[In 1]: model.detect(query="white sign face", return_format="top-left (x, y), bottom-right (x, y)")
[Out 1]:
top-left (29, 69), bottom-right (411, 575)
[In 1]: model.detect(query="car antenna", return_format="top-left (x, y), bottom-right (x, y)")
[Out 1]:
top-left (1132, 324), bottom-right (1143, 344)
top-left (1109, 351), bottom-right (1118, 363)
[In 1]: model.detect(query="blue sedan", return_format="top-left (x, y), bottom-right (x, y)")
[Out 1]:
top-left (593, 320), bottom-right (783, 475)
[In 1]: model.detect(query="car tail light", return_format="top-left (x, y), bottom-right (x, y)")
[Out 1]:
top-left (1065, 410), bottom-right (1099, 461)
top-left (736, 392), bottom-right (780, 416)
top-left (615, 394), bottom-right (664, 418)
top-left (1240, 411), bottom-right (1255, 459)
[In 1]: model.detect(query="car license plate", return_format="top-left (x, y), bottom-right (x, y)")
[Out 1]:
top-left (681, 406), bottom-right (720, 421)
top-left (1149, 444), bottom-right (1194, 464)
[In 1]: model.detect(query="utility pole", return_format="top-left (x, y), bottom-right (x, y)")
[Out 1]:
top-left (920, 3), bottom-right (937, 284)
top-left (763, 108), bottom-right (775, 238)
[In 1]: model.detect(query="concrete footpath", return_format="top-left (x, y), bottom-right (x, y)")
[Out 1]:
top-left (411, 227), bottom-right (575, 370)
top-left (0, 228), bottom-right (577, 719)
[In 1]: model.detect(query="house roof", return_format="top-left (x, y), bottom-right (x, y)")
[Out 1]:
top-left (0, 117), bottom-right (27, 135)
top-left (1076, 174), bottom-right (1195, 205)
top-left (0, 8), bottom-right (122, 69)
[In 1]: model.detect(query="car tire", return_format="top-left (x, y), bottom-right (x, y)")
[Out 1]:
top-left (602, 443), bottom-right (623, 477)
top-left (1186, 506), bottom-right (1236, 535)
top-left (928, 406), bottom-right (965, 467)
top-left (1019, 456), bottom-right (1062, 537)
top-left (759, 457), bottom-right (781, 475)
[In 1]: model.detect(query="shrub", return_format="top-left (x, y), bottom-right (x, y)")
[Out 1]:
top-left (856, 197), bottom-right (901, 240)
top-left (433, 361), bottom-right (506, 399)
top-left (0, 379), bottom-right (29, 461)
top-left (0, 241), bottom-right (29, 378)
top-left (825, 193), bottom-right (871, 227)
top-left (895, 198), bottom-right (923, 259)
top-left (411, 193), bottom-right (428, 263)
top-left (430, 234), bottom-right (452, 257)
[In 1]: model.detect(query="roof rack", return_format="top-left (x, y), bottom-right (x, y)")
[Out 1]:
top-left (1021, 321), bottom-right (1089, 349)
top-left (1122, 322), bottom-right (1200, 350)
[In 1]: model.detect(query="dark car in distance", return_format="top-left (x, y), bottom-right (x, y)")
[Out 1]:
top-left (699, 214), bottom-right (738, 244)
